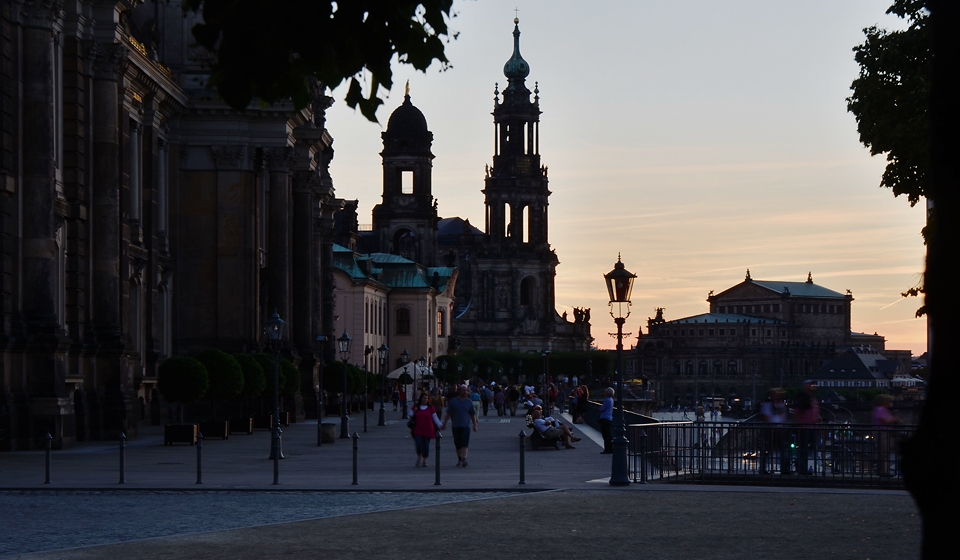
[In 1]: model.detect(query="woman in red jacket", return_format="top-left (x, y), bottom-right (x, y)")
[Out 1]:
top-left (412, 392), bottom-right (442, 467)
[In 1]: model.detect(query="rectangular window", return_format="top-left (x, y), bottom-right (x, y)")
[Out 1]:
top-left (730, 329), bottom-right (736, 336)
top-left (763, 304), bottom-right (770, 312)
top-left (437, 310), bottom-right (445, 337)
top-left (719, 329), bottom-right (725, 336)
top-left (698, 329), bottom-right (704, 336)
top-left (396, 308), bottom-right (411, 335)
top-left (751, 328), bottom-right (757, 336)
top-left (708, 329), bottom-right (714, 336)
top-left (401, 170), bottom-right (414, 194)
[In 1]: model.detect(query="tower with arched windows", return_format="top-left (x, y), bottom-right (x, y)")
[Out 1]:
top-left (436, 18), bottom-right (590, 352)
top-left (371, 90), bottom-right (439, 266)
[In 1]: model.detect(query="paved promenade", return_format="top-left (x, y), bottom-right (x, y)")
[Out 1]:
top-left (0, 407), bottom-right (922, 558)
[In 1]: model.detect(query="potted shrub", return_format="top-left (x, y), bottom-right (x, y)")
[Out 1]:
top-left (253, 353), bottom-right (290, 428)
top-left (158, 357), bottom-right (208, 445)
top-left (195, 348), bottom-right (244, 439)
top-left (230, 353), bottom-right (265, 434)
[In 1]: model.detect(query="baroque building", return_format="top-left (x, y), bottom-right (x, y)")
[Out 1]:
top-left (1, 1), bottom-right (338, 449)
top-left (336, 18), bottom-right (592, 355)
top-left (635, 271), bottom-right (910, 408)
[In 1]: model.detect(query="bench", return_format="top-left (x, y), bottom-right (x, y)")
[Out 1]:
top-left (525, 414), bottom-right (562, 450)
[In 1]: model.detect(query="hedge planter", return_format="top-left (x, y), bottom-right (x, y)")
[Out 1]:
top-left (253, 412), bottom-right (288, 430)
top-left (229, 417), bottom-right (254, 435)
top-left (199, 420), bottom-right (230, 440)
top-left (164, 424), bottom-right (198, 446)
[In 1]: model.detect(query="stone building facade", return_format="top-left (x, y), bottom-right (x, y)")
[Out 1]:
top-left (337, 19), bottom-right (592, 355)
top-left (1, 1), bottom-right (338, 449)
top-left (635, 271), bottom-right (909, 407)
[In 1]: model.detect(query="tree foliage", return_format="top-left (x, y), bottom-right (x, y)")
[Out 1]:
top-left (183, 0), bottom-right (456, 121)
top-left (196, 348), bottom-right (245, 400)
top-left (847, 0), bottom-right (931, 207)
top-left (157, 357), bottom-right (209, 405)
top-left (233, 353), bottom-right (266, 399)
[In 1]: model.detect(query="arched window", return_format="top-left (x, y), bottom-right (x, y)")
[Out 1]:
top-left (520, 276), bottom-right (535, 306)
top-left (685, 361), bottom-right (694, 375)
top-left (713, 360), bottom-right (723, 374)
top-left (522, 205), bottom-right (530, 243)
top-left (396, 307), bottom-right (411, 335)
top-left (699, 361), bottom-right (708, 375)
top-left (673, 360), bottom-right (681, 374)
top-left (727, 361), bottom-right (737, 374)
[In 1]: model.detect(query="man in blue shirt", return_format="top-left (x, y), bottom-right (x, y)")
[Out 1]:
top-left (441, 385), bottom-right (478, 467)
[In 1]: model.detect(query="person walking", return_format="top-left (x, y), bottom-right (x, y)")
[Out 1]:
top-left (494, 387), bottom-right (506, 417)
top-left (441, 385), bottom-right (479, 467)
top-left (598, 387), bottom-right (614, 454)
top-left (411, 393), bottom-right (442, 467)
top-left (508, 384), bottom-right (520, 416)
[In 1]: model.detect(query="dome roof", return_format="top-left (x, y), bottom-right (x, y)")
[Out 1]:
top-left (503, 19), bottom-right (530, 82)
top-left (386, 94), bottom-right (429, 136)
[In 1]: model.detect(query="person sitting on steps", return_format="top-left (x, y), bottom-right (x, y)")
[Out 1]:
top-left (531, 406), bottom-right (580, 449)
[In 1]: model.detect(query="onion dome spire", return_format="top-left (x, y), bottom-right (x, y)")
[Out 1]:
top-left (503, 17), bottom-right (530, 94)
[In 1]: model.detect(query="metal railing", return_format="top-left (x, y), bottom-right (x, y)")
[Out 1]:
top-left (628, 421), bottom-right (915, 488)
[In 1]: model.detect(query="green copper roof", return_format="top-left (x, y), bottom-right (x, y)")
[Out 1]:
top-left (503, 18), bottom-right (530, 89)
top-left (751, 280), bottom-right (846, 299)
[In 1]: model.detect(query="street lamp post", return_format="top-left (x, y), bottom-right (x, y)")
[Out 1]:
top-left (604, 254), bottom-right (637, 487)
top-left (378, 343), bottom-right (388, 426)
top-left (338, 331), bottom-right (352, 439)
top-left (400, 349), bottom-right (410, 419)
top-left (264, 311), bottom-right (286, 484)
top-left (315, 335), bottom-right (326, 447)
top-left (363, 346), bottom-right (373, 433)
top-left (417, 356), bottom-right (426, 398)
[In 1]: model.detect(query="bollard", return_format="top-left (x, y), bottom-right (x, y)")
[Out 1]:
top-left (44, 432), bottom-right (52, 484)
top-left (638, 429), bottom-right (648, 484)
top-left (196, 432), bottom-right (204, 485)
top-left (351, 432), bottom-right (359, 485)
top-left (118, 432), bottom-right (126, 484)
top-left (434, 430), bottom-right (442, 486)
top-left (518, 430), bottom-right (526, 485)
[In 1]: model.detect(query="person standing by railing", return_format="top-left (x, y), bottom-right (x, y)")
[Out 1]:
top-left (599, 387), bottom-right (615, 454)
top-left (792, 380), bottom-right (820, 475)
top-left (872, 394), bottom-right (901, 477)
top-left (760, 388), bottom-right (788, 474)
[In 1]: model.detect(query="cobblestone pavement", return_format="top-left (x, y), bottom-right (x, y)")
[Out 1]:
top-left (2, 489), bottom-right (921, 560)
top-left (0, 490), bottom-right (515, 557)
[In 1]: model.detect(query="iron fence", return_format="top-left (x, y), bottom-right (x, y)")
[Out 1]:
top-left (628, 421), bottom-right (915, 488)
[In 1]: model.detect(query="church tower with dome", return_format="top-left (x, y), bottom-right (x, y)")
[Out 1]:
top-left (340, 19), bottom-right (592, 354)
top-left (370, 85), bottom-right (439, 266)
top-left (436, 18), bottom-right (592, 352)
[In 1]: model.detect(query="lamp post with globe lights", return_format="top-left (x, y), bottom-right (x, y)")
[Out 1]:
top-left (399, 349), bottom-right (410, 419)
top-left (378, 343), bottom-right (389, 426)
top-left (264, 311), bottom-right (285, 484)
top-left (337, 331), bottom-right (352, 439)
top-left (604, 254), bottom-right (636, 486)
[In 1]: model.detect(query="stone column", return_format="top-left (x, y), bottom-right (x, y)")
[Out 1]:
top-left (86, 40), bottom-right (128, 440)
top-left (264, 147), bottom-right (293, 325)
top-left (17, 0), bottom-right (72, 449)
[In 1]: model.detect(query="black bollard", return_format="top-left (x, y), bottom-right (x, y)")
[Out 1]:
top-left (118, 432), bottom-right (126, 484)
top-left (434, 430), bottom-right (442, 486)
top-left (638, 429), bottom-right (648, 484)
top-left (196, 432), bottom-right (204, 485)
top-left (351, 432), bottom-right (359, 485)
top-left (44, 432), bottom-right (52, 484)
top-left (518, 430), bottom-right (526, 485)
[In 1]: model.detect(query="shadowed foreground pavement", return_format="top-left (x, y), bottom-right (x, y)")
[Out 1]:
top-left (12, 489), bottom-right (919, 560)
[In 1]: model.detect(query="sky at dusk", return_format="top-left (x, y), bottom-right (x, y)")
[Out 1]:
top-left (323, 0), bottom-right (926, 355)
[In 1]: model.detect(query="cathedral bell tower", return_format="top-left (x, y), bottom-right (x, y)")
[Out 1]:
top-left (372, 87), bottom-right (438, 265)
top-left (479, 18), bottom-right (558, 332)
top-left (486, 18), bottom-right (550, 249)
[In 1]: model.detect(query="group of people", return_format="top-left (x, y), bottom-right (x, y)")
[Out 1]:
top-left (408, 380), bottom-right (597, 465)
top-left (409, 385), bottom-right (479, 468)
top-left (759, 380), bottom-right (903, 476)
